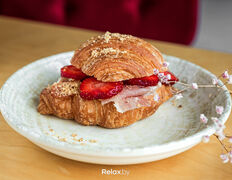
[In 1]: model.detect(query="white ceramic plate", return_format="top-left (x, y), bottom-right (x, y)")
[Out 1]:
top-left (0, 52), bottom-right (231, 165)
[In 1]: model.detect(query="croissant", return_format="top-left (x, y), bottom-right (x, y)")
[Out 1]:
top-left (71, 32), bottom-right (167, 81)
top-left (38, 32), bottom-right (175, 128)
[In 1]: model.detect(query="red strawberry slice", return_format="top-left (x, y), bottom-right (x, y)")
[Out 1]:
top-left (161, 71), bottom-right (179, 85)
top-left (61, 65), bottom-right (87, 80)
top-left (80, 78), bottom-right (123, 100)
top-left (124, 75), bottom-right (159, 87)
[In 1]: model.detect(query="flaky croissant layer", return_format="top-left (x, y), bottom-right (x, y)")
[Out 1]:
top-left (38, 81), bottom-right (173, 128)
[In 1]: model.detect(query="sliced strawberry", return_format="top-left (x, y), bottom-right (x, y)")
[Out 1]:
top-left (124, 74), bottom-right (159, 87)
top-left (80, 78), bottom-right (123, 100)
top-left (61, 65), bottom-right (87, 80)
top-left (161, 71), bottom-right (179, 85)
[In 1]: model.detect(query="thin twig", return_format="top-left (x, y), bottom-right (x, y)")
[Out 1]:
top-left (214, 134), bottom-right (229, 153)
top-left (225, 135), bottom-right (232, 138)
top-left (168, 80), bottom-right (232, 94)
top-left (175, 87), bottom-right (190, 94)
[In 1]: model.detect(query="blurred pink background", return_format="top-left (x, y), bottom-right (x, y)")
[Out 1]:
top-left (1, 0), bottom-right (232, 53)
top-left (0, 0), bottom-right (198, 45)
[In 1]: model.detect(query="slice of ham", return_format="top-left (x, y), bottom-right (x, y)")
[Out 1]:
top-left (101, 85), bottom-right (159, 113)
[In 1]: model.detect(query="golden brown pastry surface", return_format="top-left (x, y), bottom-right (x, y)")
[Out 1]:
top-left (71, 32), bottom-right (167, 82)
top-left (38, 81), bottom-right (173, 128)
top-left (38, 32), bottom-right (174, 128)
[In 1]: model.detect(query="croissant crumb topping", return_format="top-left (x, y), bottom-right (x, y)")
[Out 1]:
top-left (81, 31), bottom-right (132, 49)
top-left (50, 81), bottom-right (80, 97)
top-left (90, 47), bottom-right (127, 59)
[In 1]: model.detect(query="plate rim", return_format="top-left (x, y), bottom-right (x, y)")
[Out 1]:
top-left (0, 51), bottom-right (231, 157)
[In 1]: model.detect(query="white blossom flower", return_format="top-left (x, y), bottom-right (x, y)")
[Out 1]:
top-left (192, 83), bottom-right (198, 89)
top-left (158, 73), bottom-right (168, 84)
top-left (162, 62), bottom-right (169, 67)
top-left (212, 78), bottom-right (218, 85)
top-left (153, 69), bottom-right (159, 75)
top-left (158, 72), bottom-right (164, 78)
top-left (216, 122), bottom-right (226, 131)
top-left (216, 106), bottom-right (224, 115)
top-left (211, 117), bottom-right (219, 124)
top-left (215, 122), bottom-right (225, 131)
top-left (166, 74), bottom-right (171, 80)
top-left (202, 135), bottom-right (210, 143)
top-left (228, 151), bottom-right (232, 158)
top-left (153, 94), bottom-right (160, 102)
top-left (220, 153), bottom-right (229, 163)
top-left (200, 114), bottom-right (208, 124)
top-left (228, 75), bottom-right (232, 84)
top-left (218, 133), bottom-right (226, 141)
top-left (175, 93), bottom-right (183, 100)
top-left (229, 137), bottom-right (232, 143)
top-left (215, 127), bottom-right (226, 141)
top-left (222, 71), bottom-right (229, 79)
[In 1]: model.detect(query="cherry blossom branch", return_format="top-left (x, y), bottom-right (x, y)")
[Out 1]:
top-left (214, 134), bottom-right (229, 153)
top-left (167, 82), bottom-right (232, 97)
top-left (158, 64), bottom-right (232, 164)
top-left (191, 70), bottom-right (232, 164)
top-left (168, 80), bottom-right (232, 94)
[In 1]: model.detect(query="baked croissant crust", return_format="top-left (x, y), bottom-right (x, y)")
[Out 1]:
top-left (71, 32), bottom-right (167, 82)
top-left (38, 32), bottom-right (174, 128)
top-left (38, 80), bottom-right (173, 128)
